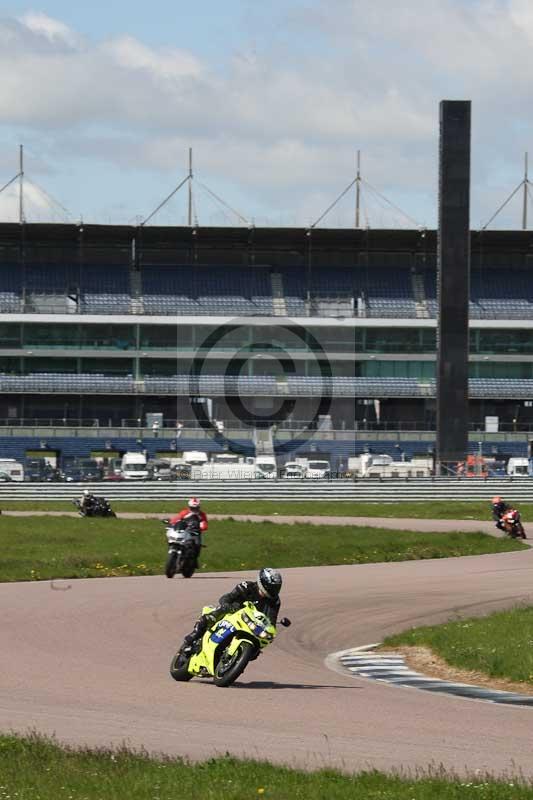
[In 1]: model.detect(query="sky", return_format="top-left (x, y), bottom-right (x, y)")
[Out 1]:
top-left (0, 0), bottom-right (532, 229)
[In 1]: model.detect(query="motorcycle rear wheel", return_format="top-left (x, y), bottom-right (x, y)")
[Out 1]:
top-left (170, 651), bottom-right (192, 682)
top-left (213, 641), bottom-right (255, 687)
top-left (165, 550), bottom-right (178, 579)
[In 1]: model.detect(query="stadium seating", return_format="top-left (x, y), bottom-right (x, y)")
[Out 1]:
top-left (81, 265), bottom-right (131, 314)
top-left (141, 266), bottom-right (274, 316)
top-left (4, 372), bottom-right (533, 399)
top-left (3, 260), bottom-right (533, 320)
top-left (359, 267), bottom-right (417, 318)
top-left (424, 268), bottom-right (533, 320)
top-left (0, 267), bottom-right (22, 312)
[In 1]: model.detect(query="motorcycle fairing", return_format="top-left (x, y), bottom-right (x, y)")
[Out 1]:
top-left (210, 621), bottom-right (236, 643)
top-left (186, 602), bottom-right (276, 678)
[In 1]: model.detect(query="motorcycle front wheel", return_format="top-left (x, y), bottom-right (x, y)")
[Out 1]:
top-left (170, 651), bottom-right (192, 682)
top-left (213, 640), bottom-right (255, 687)
top-left (180, 548), bottom-right (196, 578)
top-left (165, 550), bottom-right (178, 579)
top-left (181, 560), bottom-right (196, 578)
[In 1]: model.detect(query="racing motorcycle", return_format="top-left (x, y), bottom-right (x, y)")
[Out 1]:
top-left (163, 519), bottom-right (201, 579)
top-left (169, 601), bottom-right (291, 687)
top-left (73, 497), bottom-right (116, 518)
top-left (501, 508), bottom-right (527, 539)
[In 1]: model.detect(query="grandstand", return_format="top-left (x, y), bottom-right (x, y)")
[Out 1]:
top-left (1, 222), bottom-right (533, 471)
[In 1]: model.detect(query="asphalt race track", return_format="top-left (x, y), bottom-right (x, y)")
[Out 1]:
top-left (1, 517), bottom-right (533, 779)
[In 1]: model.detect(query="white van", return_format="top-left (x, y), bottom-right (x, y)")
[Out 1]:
top-left (0, 459), bottom-right (24, 482)
top-left (183, 451), bottom-right (209, 467)
top-left (183, 451), bottom-right (209, 480)
top-left (255, 456), bottom-right (277, 479)
top-left (304, 459), bottom-right (331, 479)
top-left (507, 457), bottom-right (529, 477)
top-left (121, 452), bottom-right (149, 480)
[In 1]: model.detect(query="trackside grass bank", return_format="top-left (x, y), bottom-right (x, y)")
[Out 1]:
top-left (0, 735), bottom-right (531, 800)
top-left (1, 500), bottom-right (533, 520)
top-left (384, 606), bottom-right (533, 687)
top-left (0, 516), bottom-right (525, 582)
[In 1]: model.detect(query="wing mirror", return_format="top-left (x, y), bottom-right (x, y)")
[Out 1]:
top-left (280, 617), bottom-right (291, 627)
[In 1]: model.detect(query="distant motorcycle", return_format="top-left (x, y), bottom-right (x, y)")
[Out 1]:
top-left (501, 508), bottom-right (527, 539)
top-left (169, 601), bottom-right (292, 687)
top-left (73, 497), bottom-right (116, 518)
top-left (163, 519), bottom-right (202, 579)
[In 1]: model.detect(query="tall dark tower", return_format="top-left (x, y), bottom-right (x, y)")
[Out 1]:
top-left (436, 100), bottom-right (471, 468)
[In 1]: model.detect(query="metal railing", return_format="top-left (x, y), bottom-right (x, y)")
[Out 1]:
top-left (2, 477), bottom-right (533, 502)
top-left (0, 417), bottom-right (531, 436)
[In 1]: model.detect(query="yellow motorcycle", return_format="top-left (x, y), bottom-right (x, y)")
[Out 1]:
top-left (170, 601), bottom-right (291, 687)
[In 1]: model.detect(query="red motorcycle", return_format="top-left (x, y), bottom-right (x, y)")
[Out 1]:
top-left (501, 508), bottom-right (527, 539)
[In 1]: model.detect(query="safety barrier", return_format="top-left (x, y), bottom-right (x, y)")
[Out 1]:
top-left (1, 478), bottom-right (533, 502)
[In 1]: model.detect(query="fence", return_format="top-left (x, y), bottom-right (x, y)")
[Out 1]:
top-left (2, 477), bottom-right (533, 502)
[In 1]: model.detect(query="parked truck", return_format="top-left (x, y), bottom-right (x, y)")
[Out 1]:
top-left (200, 453), bottom-right (256, 480)
top-left (347, 453), bottom-right (432, 478)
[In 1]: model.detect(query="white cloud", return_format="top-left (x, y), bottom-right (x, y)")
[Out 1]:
top-left (0, 3), bottom-right (531, 226)
top-left (105, 35), bottom-right (203, 80)
top-left (19, 11), bottom-right (82, 48)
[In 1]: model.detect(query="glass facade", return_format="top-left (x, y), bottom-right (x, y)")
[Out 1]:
top-left (470, 329), bottom-right (533, 355)
top-left (0, 322), bottom-right (533, 380)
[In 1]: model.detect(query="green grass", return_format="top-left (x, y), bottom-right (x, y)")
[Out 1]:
top-left (0, 734), bottom-right (531, 799)
top-left (384, 606), bottom-right (533, 685)
top-left (1, 499), bottom-right (531, 520)
top-left (0, 515), bottom-right (525, 582)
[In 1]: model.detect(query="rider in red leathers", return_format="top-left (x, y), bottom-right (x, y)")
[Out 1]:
top-left (169, 497), bottom-right (208, 533)
top-left (169, 498), bottom-right (208, 565)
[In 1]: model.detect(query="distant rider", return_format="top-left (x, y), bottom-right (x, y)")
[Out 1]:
top-left (79, 489), bottom-right (96, 515)
top-left (491, 495), bottom-right (510, 531)
top-left (180, 567), bottom-right (283, 653)
top-left (169, 497), bottom-right (208, 564)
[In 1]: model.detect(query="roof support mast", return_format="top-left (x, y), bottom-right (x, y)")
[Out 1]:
top-left (19, 144), bottom-right (24, 225)
top-left (188, 147), bottom-right (193, 227)
top-left (523, 152), bottom-right (528, 231)
top-left (482, 151), bottom-right (532, 230)
top-left (355, 150), bottom-right (361, 228)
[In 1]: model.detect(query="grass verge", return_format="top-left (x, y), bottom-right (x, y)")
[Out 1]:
top-left (0, 733), bottom-right (531, 799)
top-left (0, 516), bottom-right (525, 582)
top-left (1, 499), bottom-right (532, 520)
top-left (383, 605), bottom-right (533, 686)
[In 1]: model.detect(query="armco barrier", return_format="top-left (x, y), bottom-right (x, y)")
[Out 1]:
top-left (1, 478), bottom-right (533, 502)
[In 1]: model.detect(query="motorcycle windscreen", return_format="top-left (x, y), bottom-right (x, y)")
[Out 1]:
top-left (210, 622), bottom-right (236, 643)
